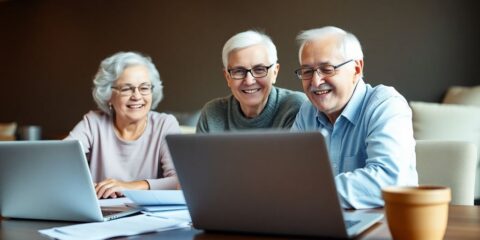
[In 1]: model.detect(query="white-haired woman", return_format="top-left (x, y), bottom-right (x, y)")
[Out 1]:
top-left (66, 51), bottom-right (180, 199)
top-left (196, 30), bottom-right (307, 133)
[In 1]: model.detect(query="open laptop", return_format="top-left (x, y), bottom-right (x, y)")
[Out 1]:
top-left (166, 131), bottom-right (383, 239)
top-left (0, 140), bottom-right (139, 222)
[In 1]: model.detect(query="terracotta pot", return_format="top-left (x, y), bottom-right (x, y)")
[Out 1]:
top-left (382, 186), bottom-right (451, 240)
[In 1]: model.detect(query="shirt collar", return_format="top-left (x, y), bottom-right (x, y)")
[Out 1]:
top-left (341, 79), bottom-right (366, 125)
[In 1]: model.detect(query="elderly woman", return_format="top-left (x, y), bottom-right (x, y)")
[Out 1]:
top-left (196, 30), bottom-right (306, 132)
top-left (66, 51), bottom-right (180, 199)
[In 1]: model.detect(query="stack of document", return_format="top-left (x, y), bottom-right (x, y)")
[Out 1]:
top-left (39, 215), bottom-right (188, 240)
top-left (39, 190), bottom-right (192, 240)
top-left (123, 190), bottom-right (188, 212)
top-left (123, 190), bottom-right (191, 223)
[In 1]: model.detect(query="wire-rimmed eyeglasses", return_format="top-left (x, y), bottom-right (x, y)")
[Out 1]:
top-left (294, 59), bottom-right (353, 80)
top-left (111, 84), bottom-right (154, 96)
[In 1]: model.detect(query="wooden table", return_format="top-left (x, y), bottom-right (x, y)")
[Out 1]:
top-left (1, 205), bottom-right (479, 240)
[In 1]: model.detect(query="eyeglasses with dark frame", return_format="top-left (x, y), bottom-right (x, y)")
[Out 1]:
top-left (294, 59), bottom-right (354, 80)
top-left (227, 64), bottom-right (275, 80)
top-left (111, 83), bottom-right (154, 96)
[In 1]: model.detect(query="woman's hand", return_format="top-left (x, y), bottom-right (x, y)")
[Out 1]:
top-left (94, 178), bottom-right (149, 199)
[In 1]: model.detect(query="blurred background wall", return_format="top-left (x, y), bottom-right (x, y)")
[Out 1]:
top-left (1, 0), bottom-right (479, 138)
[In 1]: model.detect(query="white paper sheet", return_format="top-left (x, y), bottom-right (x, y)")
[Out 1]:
top-left (39, 214), bottom-right (188, 240)
top-left (141, 205), bottom-right (188, 212)
top-left (122, 190), bottom-right (186, 205)
top-left (143, 209), bottom-right (192, 222)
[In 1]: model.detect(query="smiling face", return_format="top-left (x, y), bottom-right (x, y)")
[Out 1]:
top-left (300, 36), bottom-right (363, 123)
top-left (110, 65), bottom-right (152, 125)
top-left (224, 44), bottom-right (279, 118)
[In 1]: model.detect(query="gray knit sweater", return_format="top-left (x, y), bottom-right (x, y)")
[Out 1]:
top-left (196, 87), bottom-right (307, 133)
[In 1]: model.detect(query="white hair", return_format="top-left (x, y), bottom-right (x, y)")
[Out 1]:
top-left (296, 26), bottom-right (363, 63)
top-left (92, 51), bottom-right (163, 115)
top-left (222, 30), bottom-right (277, 68)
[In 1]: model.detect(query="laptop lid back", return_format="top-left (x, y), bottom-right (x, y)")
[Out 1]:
top-left (166, 131), bottom-right (350, 238)
top-left (0, 140), bottom-right (104, 222)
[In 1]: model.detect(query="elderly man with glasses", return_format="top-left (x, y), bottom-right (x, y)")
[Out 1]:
top-left (292, 26), bottom-right (418, 209)
top-left (196, 30), bottom-right (306, 133)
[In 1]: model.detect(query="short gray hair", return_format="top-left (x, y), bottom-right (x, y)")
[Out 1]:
top-left (222, 30), bottom-right (277, 69)
top-left (92, 51), bottom-right (163, 115)
top-left (296, 26), bottom-right (363, 63)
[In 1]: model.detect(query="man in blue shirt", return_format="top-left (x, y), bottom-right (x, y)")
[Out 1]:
top-left (292, 26), bottom-right (418, 209)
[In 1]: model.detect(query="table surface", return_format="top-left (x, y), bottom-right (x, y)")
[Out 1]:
top-left (1, 205), bottom-right (479, 240)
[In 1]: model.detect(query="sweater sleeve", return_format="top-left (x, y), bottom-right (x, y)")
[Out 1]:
top-left (196, 98), bottom-right (228, 133)
top-left (196, 108), bottom-right (209, 133)
top-left (146, 114), bottom-right (181, 189)
top-left (64, 111), bottom-right (98, 159)
top-left (277, 90), bottom-right (307, 129)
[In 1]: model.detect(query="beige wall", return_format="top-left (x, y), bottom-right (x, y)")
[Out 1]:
top-left (1, 0), bottom-right (479, 138)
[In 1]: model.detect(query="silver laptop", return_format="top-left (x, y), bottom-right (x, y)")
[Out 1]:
top-left (166, 131), bottom-right (383, 238)
top-left (0, 140), bottom-right (139, 222)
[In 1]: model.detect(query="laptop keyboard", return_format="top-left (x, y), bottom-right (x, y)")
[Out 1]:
top-left (345, 220), bottom-right (361, 229)
top-left (101, 209), bottom-right (122, 217)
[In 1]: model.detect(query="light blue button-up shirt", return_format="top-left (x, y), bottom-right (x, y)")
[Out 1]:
top-left (292, 79), bottom-right (418, 209)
